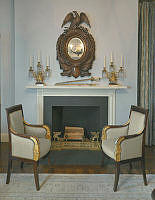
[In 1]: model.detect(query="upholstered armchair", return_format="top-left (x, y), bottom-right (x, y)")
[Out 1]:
top-left (6, 104), bottom-right (51, 190)
top-left (101, 105), bottom-right (148, 192)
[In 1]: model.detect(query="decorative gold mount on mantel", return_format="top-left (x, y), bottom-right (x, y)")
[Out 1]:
top-left (28, 54), bottom-right (51, 85)
top-left (102, 54), bottom-right (125, 85)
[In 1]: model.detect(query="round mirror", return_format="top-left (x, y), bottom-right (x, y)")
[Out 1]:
top-left (68, 38), bottom-right (84, 60)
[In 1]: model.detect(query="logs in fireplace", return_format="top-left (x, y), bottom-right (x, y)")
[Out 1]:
top-left (64, 126), bottom-right (84, 141)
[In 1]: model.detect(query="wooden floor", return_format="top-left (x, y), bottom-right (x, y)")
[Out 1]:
top-left (0, 142), bottom-right (155, 174)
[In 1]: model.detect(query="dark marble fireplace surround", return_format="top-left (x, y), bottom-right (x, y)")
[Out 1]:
top-left (44, 96), bottom-right (108, 140)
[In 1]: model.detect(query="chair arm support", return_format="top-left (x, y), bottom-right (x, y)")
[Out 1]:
top-left (115, 133), bottom-right (143, 161)
top-left (102, 120), bottom-right (129, 140)
top-left (123, 134), bottom-right (140, 140)
top-left (24, 121), bottom-right (51, 139)
top-left (9, 129), bottom-right (40, 161)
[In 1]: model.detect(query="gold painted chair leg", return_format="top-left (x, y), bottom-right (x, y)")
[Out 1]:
top-left (141, 158), bottom-right (147, 186)
top-left (113, 162), bottom-right (120, 192)
top-left (6, 158), bottom-right (12, 184)
top-left (33, 161), bottom-right (40, 191)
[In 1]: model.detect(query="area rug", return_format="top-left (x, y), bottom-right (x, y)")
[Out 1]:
top-left (0, 174), bottom-right (154, 200)
top-left (42, 150), bottom-right (104, 165)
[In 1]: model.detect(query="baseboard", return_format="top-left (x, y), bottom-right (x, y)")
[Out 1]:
top-left (1, 133), bottom-right (9, 142)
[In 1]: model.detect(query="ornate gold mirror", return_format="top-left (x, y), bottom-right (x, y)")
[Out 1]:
top-left (56, 11), bottom-right (95, 78)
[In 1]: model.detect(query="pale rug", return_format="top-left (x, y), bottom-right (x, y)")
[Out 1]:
top-left (0, 174), bottom-right (155, 200)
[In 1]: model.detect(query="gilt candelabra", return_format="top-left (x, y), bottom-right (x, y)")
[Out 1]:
top-left (28, 55), bottom-right (51, 85)
top-left (102, 54), bottom-right (125, 85)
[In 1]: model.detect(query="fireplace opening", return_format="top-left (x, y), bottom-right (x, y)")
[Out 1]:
top-left (44, 96), bottom-right (108, 141)
top-left (52, 105), bottom-right (101, 140)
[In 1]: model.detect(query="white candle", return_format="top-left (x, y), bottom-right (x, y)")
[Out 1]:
top-left (30, 56), bottom-right (32, 66)
top-left (110, 52), bottom-right (113, 62)
top-left (121, 56), bottom-right (124, 66)
top-left (104, 56), bottom-right (106, 68)
top-left (38, 50), bottom-right (41, 62)
top-left (30, 56), bottom-right (34, 66)
top-left (46, 56), bottom-right (50, 66)
top-left (32, 56), bottom-right (34, 67)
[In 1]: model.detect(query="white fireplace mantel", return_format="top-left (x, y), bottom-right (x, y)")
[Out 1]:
top-left (26, 84), bottom-right (128, 125)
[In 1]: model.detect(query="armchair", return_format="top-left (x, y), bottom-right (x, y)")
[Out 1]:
top-left (6, 104), bottom-right (51, 190)
top-left (102, 105), bottom-right (148, 192)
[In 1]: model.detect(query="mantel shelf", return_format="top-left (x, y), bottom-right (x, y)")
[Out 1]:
top-left (26, 84), bottom-right (128, 90)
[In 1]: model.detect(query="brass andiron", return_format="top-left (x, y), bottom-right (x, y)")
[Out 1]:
top-left (102, 55), bottom-right (125, 85)
top-left (29, 55), bottom-right (51, 85)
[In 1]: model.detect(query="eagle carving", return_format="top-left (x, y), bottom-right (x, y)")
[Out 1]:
top-left (61, 11), bottom-right (91, 29)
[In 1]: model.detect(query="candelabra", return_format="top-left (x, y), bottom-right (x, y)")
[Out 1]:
top-left (28, 56), bottom-right (51, 85)
top-left (102, 55), bottom-right (125, 85)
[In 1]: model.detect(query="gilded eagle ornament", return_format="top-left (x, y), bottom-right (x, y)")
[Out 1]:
top-left (56, 11), bottom-right (95, 78)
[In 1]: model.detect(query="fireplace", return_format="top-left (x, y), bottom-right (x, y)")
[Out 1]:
top-left (44, 96), bottom-right (108, 140)
top-left (26, 84), bottom-right (127, 150)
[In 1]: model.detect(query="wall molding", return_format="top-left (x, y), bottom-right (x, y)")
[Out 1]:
top-left (1, 133), bottom-right (9, 142)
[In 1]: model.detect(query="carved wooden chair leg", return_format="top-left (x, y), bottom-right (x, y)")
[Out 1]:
top-left (141, 158), bottom-right (147, 185)
top-left (20, 161), bottom-right (24, 168)
top-left (101, 150), bottom-right (104, 167)
top-left (48, 153), bottom-right (51, 166)
top-left (151, 189), bottom-right (155, 200)
top-left (113, 162), bottom-right (120, 192)
top-left (33, 161), bottom-right (40, 191)
top-left (6, 158), bottom-right (12, 184)
top-left (129, 161), bottom-right (132, 169)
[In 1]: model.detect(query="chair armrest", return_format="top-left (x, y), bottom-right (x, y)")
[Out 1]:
top-left (9, 129), bottom-right (40, 161)
top-left (24, 121), bottom-right (51, 139)
top-left (115, 133), bottom-right (143, 161)
top-left (102, 121), bottom-right (129, 140)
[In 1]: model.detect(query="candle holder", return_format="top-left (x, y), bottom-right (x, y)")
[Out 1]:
top-left (102, 60), bottom-right (125, 85)
top-left (29, 59), bottom-right (51, 85)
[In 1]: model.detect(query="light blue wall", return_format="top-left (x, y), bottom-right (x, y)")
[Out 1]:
top-left (0, 0), bottom-right (15, 135)
top-left (14, 0), bottom-right (138, 126)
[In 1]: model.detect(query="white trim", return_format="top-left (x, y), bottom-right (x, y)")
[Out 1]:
top-left (26, 85), bottom-right (128, 89)
top-left (1, 133), bottom-right (9, 142)
top-left (37, 88), bottom-right (44, 124)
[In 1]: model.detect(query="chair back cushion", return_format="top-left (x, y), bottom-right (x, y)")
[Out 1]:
top-left (9, 110), bottom-right (25, 134)
top-left (128, 111), bottom-right (145, 135)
